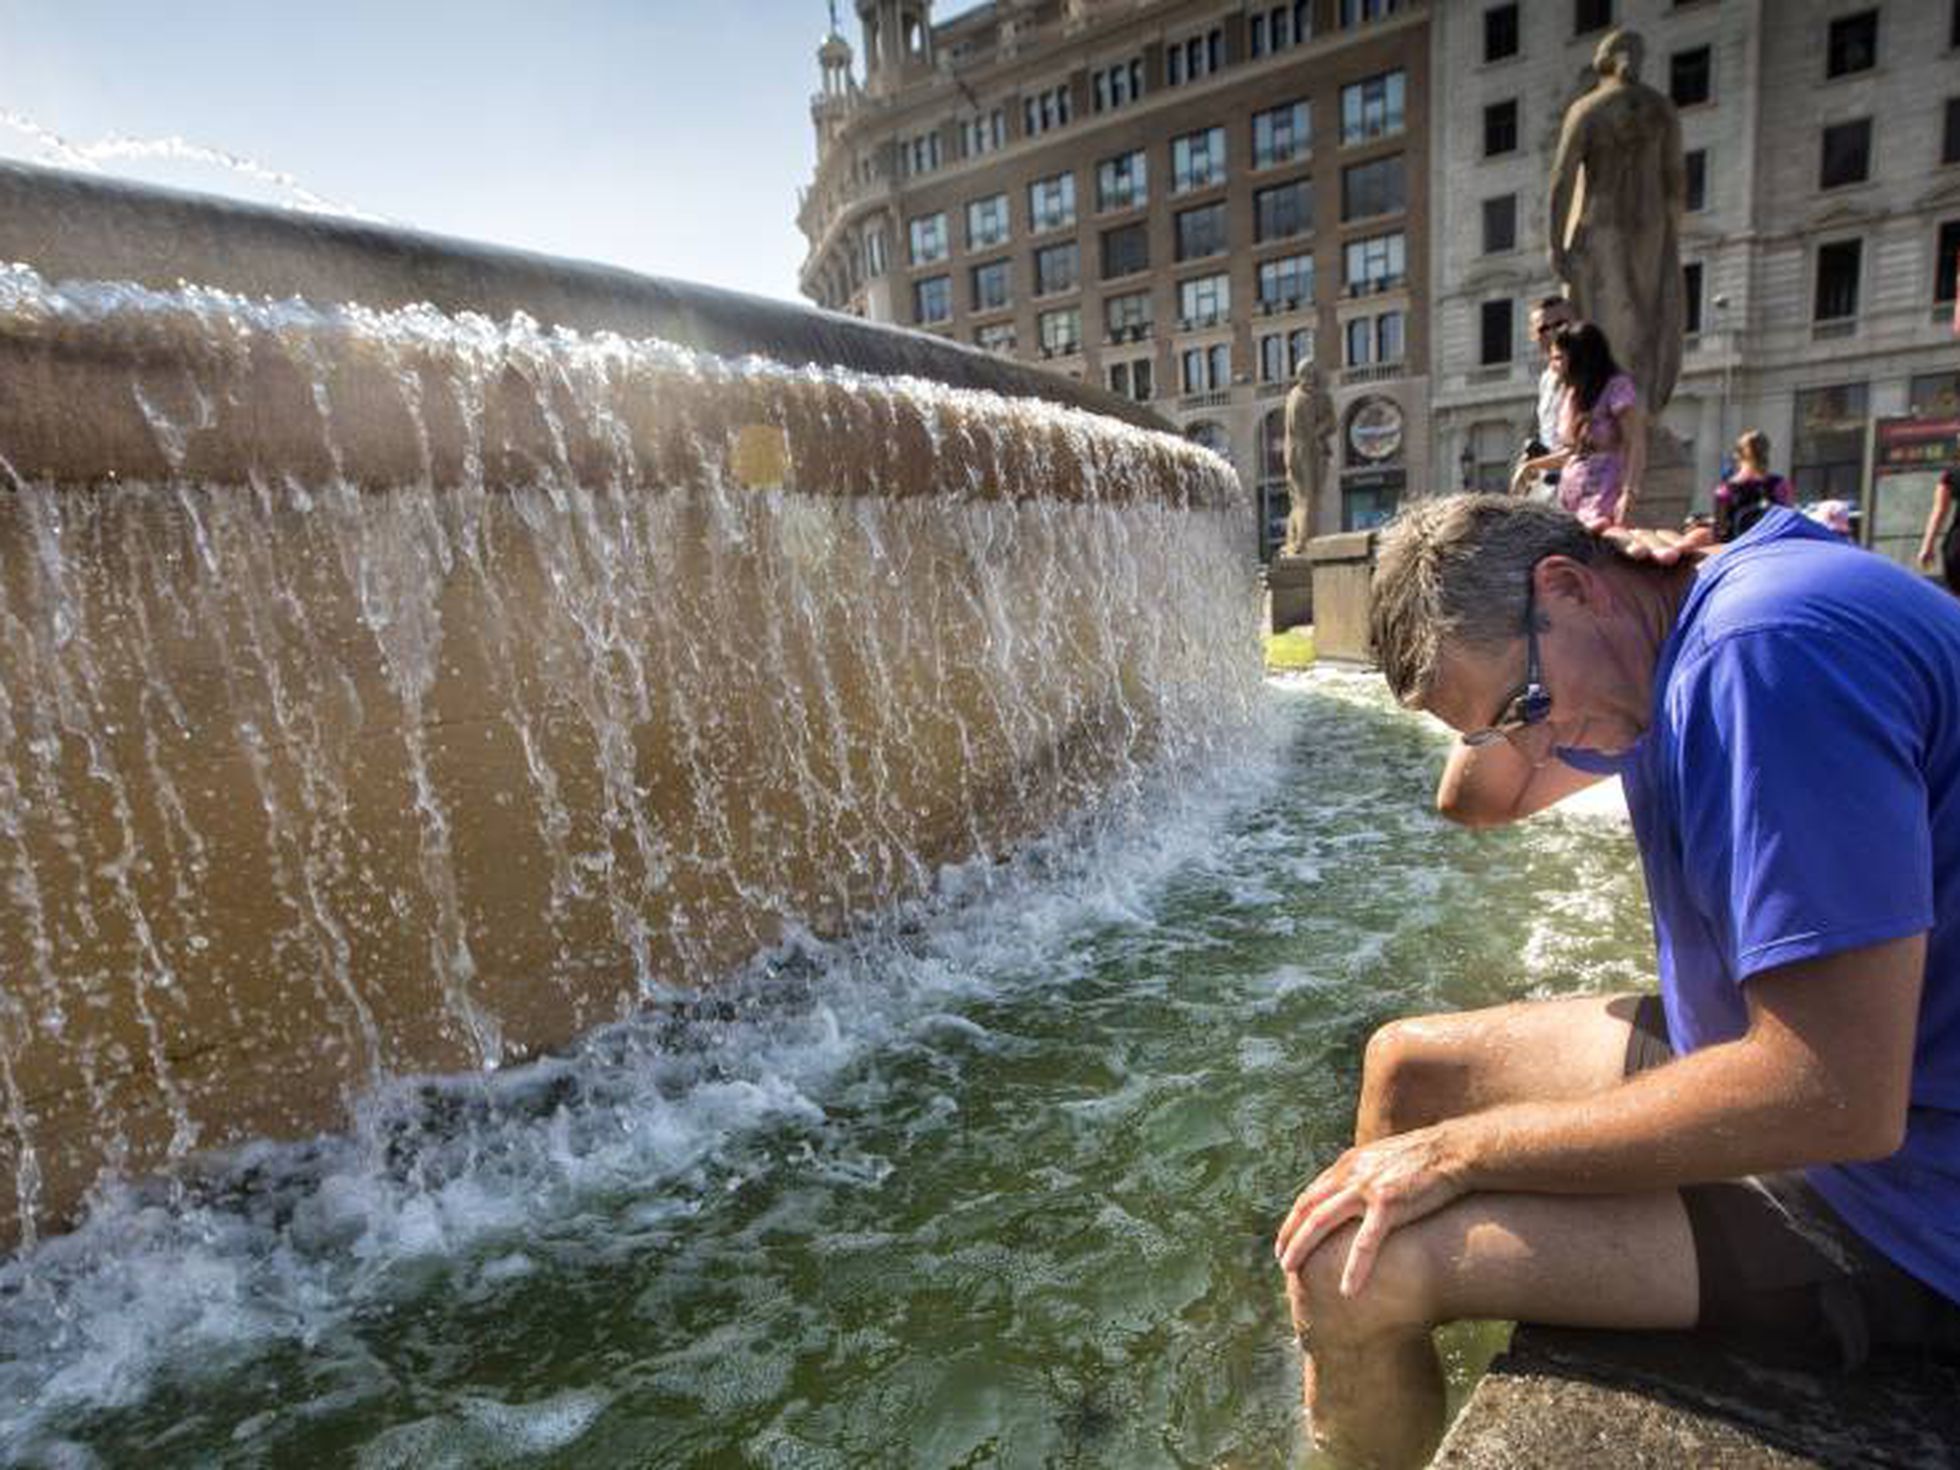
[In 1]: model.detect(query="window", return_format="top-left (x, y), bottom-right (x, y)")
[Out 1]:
top-left (902, 131), bottom-right (943, 178)
top-left (1826, 11), bottom-right (1878, 78)
top-left (1105, 290), bottom-right (1153, 341)
top-left (1791, 383), bottom-right (1869, 501)
top-left (1252, 101), bottom-right (1311, 167)
top-left (1039, 306), bottom-right (1082, 357)
top-left (908, 212), bottom-right (948, 265)
top-left (1175, 203), bottom-right (1229, 260)
top-left (1574, 0), bottom-right (1613, 36)
top-left (1029, 172), bottom-right (1077, 232)
top-left (1484, 99), bottom-right (1519, 157)
top-left (1910, 370), bottom-right (1960, 418)
top-left (1483, 193), bottom-right (1518, 253)
top-left (1820, 118), bottom-right (1873, 189)
top-left (864, 227), bottom-right (888, 277)
top-left (1340, 0), bottom-right (1400, 23)
top-left (1097, 150), bottom-right (1149, 211)
top-left (1101, 223), bottom-right (1150, 279)
top-left (1814, 238), bottom-right (1862, 321)
top-left (1935, 220), bottom-right (1960, 305)
top-left (1485, 3), bottom-right (1520, 62)
top-left (1467, 421), bottom-right (1517, 493)
top-left (1034, 242), bottom-right (1080, 296)
top-left (1258, 253), bottom-right (1314, 310)
top-left (1166, 27), bottom-right (1224, 86)
top-left (1683, 262), bottom-right (1703, 335)
top-left (1023, 84), bottom-right (1072, 137)
top-left (967, 195), bottom-right (1009, 250)
top-left (914, 276), bottom-right (952, 325)
top-left (1684, 148), bottom-right (1708, 212)
top-left (975, 321), bottom-right (1016, 354)
top-left (1341, 72), bottom-right (1406, 144)
top-left (1249, 3), bottom-right (1312, 57)
top-left (1480, 299), bottom-right (1515, 365)
top-left (1171, 127), bottom-right (1228, 193)
top-left (1259, 330), bottom-right (1314, 381)
top-left (961, 110), bottom-right (1006, 158)
top-left (1179, 272), bottom-right (1231, 328)
top-left (1180, 343), bottom-right (1232, 394)
top-left (1107, 358), bottom-right (1154, 402)
top-left (971, 259), bottom-right (1011, 313)
top-left (1945, 98), bottom-right (1960, 165)
top-left (1342, 155), bottom-right (1406, 221)
top-left (1092, 58), bottom-right (1144, 113)
top-left (1255, 179), bottom-right (1313, 242)
top-left (1344, 310), bottom-right (1404, 366)
top-left (1344, 232), bottom-right (1406, 294)
top-left (1670, 45), bottom-right (1712, 107)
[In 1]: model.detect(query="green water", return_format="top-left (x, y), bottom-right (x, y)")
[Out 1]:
top-left (0, 676), bottom-right (1653, 1468)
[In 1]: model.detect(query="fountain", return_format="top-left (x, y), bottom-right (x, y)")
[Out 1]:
top-left (0, 161), bottom-right (1257, 1247)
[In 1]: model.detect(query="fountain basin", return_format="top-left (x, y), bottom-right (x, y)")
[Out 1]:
top-left (0, 165), bottom-right (1255, 1245)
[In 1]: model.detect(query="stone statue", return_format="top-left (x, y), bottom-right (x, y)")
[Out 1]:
top-left (1283, 360), bottom-right (1334, 553)
top-left (1548, 27), bottom-right (1686, 414)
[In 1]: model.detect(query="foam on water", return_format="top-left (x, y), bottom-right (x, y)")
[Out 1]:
top-left (0, 687), bottom-right (1294, 1457)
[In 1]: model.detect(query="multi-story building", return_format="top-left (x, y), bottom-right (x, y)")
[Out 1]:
top-left (798, 0), bottom-right (1433, 553)
top-left (1428, 0), bottom-right (1960, 526)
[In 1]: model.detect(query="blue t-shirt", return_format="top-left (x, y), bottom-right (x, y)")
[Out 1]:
top-left (1581, 509), bottom-right (1960, 1303)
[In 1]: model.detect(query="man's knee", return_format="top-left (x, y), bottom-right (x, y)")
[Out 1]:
top-left (1359, 1017), bottom-right (1474, 1139)
top-left (1288, 1221), bottom-right (1439, 1344)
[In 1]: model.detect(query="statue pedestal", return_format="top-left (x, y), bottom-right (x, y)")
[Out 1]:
top-left (1631, 426), bottom-right (1697, 531)
top-left (1264, 554), bottom-right (1313, 633)
top-left (1306, 531), bottom-right (1379, 665)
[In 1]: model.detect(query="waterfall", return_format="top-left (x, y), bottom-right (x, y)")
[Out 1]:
top-left (0, 264), bottom-right (1259, 1246)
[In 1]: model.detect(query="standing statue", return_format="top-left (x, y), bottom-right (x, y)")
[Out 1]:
top-left (1283, 360), bottom-right (1335, 553)
top-left (1548, 28), bottom-right (1686, 414)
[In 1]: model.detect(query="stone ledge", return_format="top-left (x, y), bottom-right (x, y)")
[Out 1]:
top-left (1435, 1326), bottom-right (1960, 1468)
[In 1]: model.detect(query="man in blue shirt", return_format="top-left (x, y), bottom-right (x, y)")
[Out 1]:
top-left (1274, 495), bottom-right (1960, 1469)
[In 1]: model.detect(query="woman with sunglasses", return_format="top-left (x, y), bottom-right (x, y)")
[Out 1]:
top-left (1513, 321), bottom-right (1646, 530)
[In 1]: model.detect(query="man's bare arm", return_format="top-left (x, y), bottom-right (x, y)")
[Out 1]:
top-left (1277, 933), bottom-right (1924, 1282)
top-left (1436, 738), bottom-right (1605, 828)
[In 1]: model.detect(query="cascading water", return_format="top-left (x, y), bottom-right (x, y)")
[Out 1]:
top-left (0, 262), bottom-right (1258, 1250)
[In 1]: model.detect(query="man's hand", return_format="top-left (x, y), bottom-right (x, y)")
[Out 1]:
top-left (1596, 521), bottom-right (1717, 567)
top-left (1274, 1125), bottom-right (1470, 1293)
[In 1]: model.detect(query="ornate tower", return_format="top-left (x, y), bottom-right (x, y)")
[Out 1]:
top-left (856, 0), bottom-right (934, 98)
top-left (811, 4), bottom-right (857, 157)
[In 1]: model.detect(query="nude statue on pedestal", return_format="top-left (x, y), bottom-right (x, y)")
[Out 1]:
top-left (1548, 27), bottom-right (1686, 414)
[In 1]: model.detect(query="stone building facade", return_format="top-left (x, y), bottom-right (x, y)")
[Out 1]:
top-left (797, 0), bottom-right (1433, 554)
top-left (1428, 0), bottom-right (1960, 524)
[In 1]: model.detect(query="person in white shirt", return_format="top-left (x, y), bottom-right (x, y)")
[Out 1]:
top-left (1513, 296), bottom-right (1576, 502)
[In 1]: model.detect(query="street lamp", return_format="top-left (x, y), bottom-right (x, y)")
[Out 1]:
top-left (1458, 440), bottom-right (1476, 491)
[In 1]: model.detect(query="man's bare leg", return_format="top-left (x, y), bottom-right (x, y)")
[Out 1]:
top-left (1354, 993), bottom-right (1644, 1143)
top-left (1287, 1188), bottom-right (1697, 1470)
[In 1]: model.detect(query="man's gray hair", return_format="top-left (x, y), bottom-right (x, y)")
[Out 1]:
top-left (1370, 494), bottom-right (1596, 707)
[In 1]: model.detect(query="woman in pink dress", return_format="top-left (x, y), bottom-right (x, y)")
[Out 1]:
top-left (1515, 322), bottom-right (1646, 529)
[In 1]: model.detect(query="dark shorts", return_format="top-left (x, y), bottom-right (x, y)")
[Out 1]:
top-left (1624, 994), bottom-right (1960, 1367)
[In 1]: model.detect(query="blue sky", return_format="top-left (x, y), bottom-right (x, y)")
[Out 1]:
top-left (0, 1), bottom-right (866, 302)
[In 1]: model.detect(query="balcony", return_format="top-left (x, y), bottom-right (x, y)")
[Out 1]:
top-left (1179, 390), bottom-right (1232, 409)
top-left (1340, 362), bottom-right (1404, 386)
top-left (1258, 297), bottom-right (1308, 316)
top-left (1811, 318), bottom-right (1858, 341)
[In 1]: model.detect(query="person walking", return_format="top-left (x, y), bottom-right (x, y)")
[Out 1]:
top-left (1512, 322), bottom-right (1645, 529)
top-left (1917, 467), bottom-right (1959, 594)
top-left (1712, 429), bottom-right (1794, 542)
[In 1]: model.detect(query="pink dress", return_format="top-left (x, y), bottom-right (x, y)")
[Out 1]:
top-left (1557, 374), bottom-right (1638, 526)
